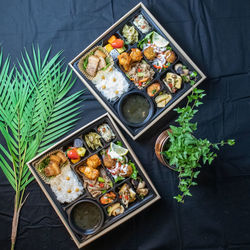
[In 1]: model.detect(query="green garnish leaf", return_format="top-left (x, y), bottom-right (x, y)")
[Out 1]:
top-left (137, 31), bottom-right (154, 49)
top-left (116, 141), bottom-right (123, 146)
top-left (114, 176), bottom-right (125, 183)
top-left (227, 139), bottom-right (235, 146)
top-left (190, 71), bottom-right (198, 78)
top-left (37, 158), bottom-right (50, 172)
top-left (137, 72), bottom-right (145, 77)
top-left (83, 51), bottom-right (94, 70)
top-left (130, 161), bottom-right (138, 180)
top-left (98, 177), bottom-right (105, 183)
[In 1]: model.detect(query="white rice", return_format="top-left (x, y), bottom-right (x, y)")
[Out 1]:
top-left (50, 165), bottom-right (84, 203)
top-left (92, 67), bottom-right (130, 101)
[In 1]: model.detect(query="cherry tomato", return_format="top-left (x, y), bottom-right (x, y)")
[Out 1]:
top-left (67, 148), bottom-right (79, 159)
top-left (99, 183), bottom-right (104, 188)
top-left (111, 39), bottom-right (124, 48)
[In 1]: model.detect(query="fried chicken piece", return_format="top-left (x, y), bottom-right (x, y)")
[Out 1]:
top-left (103, 154), bottom-right (116, 169)
top-left (130, 48), bottom-right (143, 62)
top-left (79, 166), bottom-right (99, 180)
top-left (44, 161), bottom-right (61, 177)
top-left (50, 155), bottom-right (61, 165)
top-left (144, 47), bottom-right (156, 60)
top-left (120, 164), bottom-right (133, 177)
top-left (86, 154), bottom-right (102, 169)
top-left (164, 50), bottom-right (177, 63)
top-left (56, 151), bottom-right (68, 164)
top-left (86, 55), bottom-right (100, 77)
top-left (118, 52), bottom-right (132, 72)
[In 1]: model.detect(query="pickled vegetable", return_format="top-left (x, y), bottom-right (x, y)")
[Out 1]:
top-left (84, 132), bottom-right (102, 150)
top-left (122, 24), bottom-right (138, 44)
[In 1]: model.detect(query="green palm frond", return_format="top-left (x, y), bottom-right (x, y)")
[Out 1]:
top-left (0, 46), bottom-right (85, 193)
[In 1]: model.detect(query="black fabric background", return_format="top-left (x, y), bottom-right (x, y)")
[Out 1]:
top-left (0, 0), bottom-right (250, 249)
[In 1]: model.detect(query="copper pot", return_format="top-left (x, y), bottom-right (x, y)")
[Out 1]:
top-left (154, 129), bottom-right (175, 170)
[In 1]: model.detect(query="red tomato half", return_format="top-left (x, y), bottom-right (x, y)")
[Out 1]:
top-left (67, 148), bottom-right (79, 159)
top-left (111, 39), bottom-right (124, 48)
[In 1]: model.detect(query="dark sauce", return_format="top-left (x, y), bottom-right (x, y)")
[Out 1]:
top-left (72, 202), bottom-right (102, 231)
top-left (122, 94), bottom-right (150, 124)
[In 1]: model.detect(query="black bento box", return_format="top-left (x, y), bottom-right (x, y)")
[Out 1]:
top-left (27, 113), bottom-right (160, 248)
top-left (69, 2), bottom-right (206, 140)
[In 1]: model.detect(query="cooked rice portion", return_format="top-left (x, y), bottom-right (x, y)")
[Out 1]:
top-left (50, 165), bottom-right (84, 203)
top-left (92, 67), bottom-right (130, 101)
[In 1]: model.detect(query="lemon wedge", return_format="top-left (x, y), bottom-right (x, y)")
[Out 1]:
top-left (110, 142), bottom-right (128, 156)
top-left (152, 32), bottom-right (169, 47)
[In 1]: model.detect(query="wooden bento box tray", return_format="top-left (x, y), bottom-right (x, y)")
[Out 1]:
top-left (27, 113), bottom-right (160, 248)
top-left (69, 2), bottom-right (206, 140)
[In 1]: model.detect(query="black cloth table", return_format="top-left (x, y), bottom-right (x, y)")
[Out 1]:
top-left (0, 0), bottom-right (250, 249)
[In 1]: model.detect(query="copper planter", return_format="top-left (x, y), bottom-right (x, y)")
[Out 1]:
top-left (154, 129), bottom-right (175, 170)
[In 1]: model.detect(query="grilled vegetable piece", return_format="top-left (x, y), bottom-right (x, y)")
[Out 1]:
top-left (155, 93), bottom-right (172, 108)
top-left (119, 183), bottom-right (136, 208)
top-left (164, 72), bottom-right (182, 93)
top-left (107, 203), bottom-right (125, 216)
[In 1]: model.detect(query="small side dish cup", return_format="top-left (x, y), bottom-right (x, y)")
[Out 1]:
top-left (117, 91), bottom-right (154, 127)
top-left (68, 199), bottom-right (104, 235)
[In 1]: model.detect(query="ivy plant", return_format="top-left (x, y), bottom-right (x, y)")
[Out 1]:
top-left (162, 81), bottom-right (235, 203)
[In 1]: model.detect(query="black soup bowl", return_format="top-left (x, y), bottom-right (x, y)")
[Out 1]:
top-left (117, 91), bottom-right (154, 128)
top-left (68, 199), bottom-right (104, 235)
